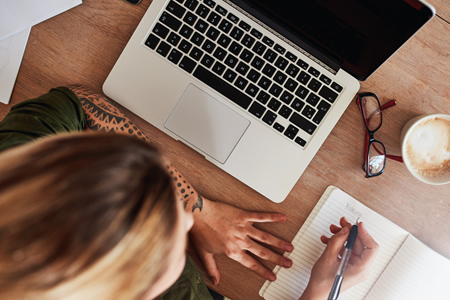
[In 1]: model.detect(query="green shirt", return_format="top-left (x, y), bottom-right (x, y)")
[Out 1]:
top-left (0, 87), bottom-right (212, 300)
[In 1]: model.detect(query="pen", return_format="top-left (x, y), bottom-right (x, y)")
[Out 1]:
top-left (327, 218), bottom-right (360, 300)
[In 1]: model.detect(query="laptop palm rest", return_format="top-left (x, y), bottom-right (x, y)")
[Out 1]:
top-left (164, 84), bottom-right (250, 164)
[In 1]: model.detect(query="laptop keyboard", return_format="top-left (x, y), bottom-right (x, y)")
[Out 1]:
top-left (144, 0), bottom-right (343, 147)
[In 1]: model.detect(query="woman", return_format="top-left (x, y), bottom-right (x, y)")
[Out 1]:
top-left (0, 87), bottom-right (378, 299)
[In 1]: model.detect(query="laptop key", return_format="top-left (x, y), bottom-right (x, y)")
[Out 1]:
top-left (167, 32), bottom-right (181, 46)
top-left (279, 105), bottom-right (293, 119)
top-left (180, 25), bottom-right (194, 38)
top-left (213, 46), bottom-right (226, 60)
top-left (224, 54), bottom-right (238, 68)
top-left (193, 65), bottom-right (252, 109)
top-left (179, 56), bottom-right (197, 73)
top-left (183, 11), bottom-right (197, 26)
top-left (262, 64), bottom-right (276, 77)
top-left (230, 27), bottom-right (244, 41)
top-left (247, 69), bottom-right (260, 83)
top-left (268, 98), bottom-right (281, 111)
top-left (308, 66), bottom-right (320, 77)
top-left (229, 41), bottom-right (243, 55)
top-left (274, 44), bottom-right (285, 54)
top-left (178, 39), bottom-right (193, 53)
top-left (251, 28), bottom-right (263, 39)
top-left (207, 11), bottom-right (221, 26)
top-left (224, 69), bottom-right (237, 82)
top-left (211, 61), bottom-right (225, 75)
top-left (184, 0), bottom-right (199, 11)
top-left (257, 76), bottom-right (272, 90)
top-left (248, 101), bottom-right (266, 118)
top-left (189, 46), bottom-right (204, 61)
top-left (285, 51), bottom-right (297, 62)
top-left (308, 78), bottom-right (322, 92)
top-left (319, 86), bottom-right (338, 103)
top-left (290, 112), bottom-right (317, 135)
top-left (284, 78), bottom-right (298, 92)
top-left (263, 49), bottom-right (277, 63)
top-left (320, 74), bottom-right (331, 85)
top-left (274, 57), bottom-right (288, 70)
top-left (331, 82), bottom-right (343, 93)
top-left (202, 39), bottom-right (216, 53)
top-left (284, 128), bottom-right (297, 140)
top-left (215, 5), bottom-right (227, 16)
top-left (236, 62), bottom-right (250, 75)
top-left (295, 85), bottom-right (309, 99)
top-left (280, 91), bottom-right (294, 104)
top-left (153, 23), bottom-right (170, 39)
top-left (200, 53), bottom-right (215, 68)
top-left (306, 93), bottom-right (320, 106)
top-left (295, 136), bottom-right (307, 147)
top-left (195, 4), bottom-right (210, 18)
top-left (217, 34), bottom-right (231, 48)
top-left (204, 0), bottom-right (216, 8)
top-left (156, 41), bottom-right (171, 57)
top-left (218, 19), bottom-right (232, 33)
top-left (286, 64), bottom-right (300, 78)
top-left (227, 13), bottom-right (239, 23)
top-left (251, 56), bottom-right (264, 70)
top-left (256, 90), bottom-right (270, 104)
top-left (262, 36), bottom-right (274, 47)
top-left (239, 20), bottom-right (251, 31)
top-left (205, 27), bottom-right (220, 41)
top-left (301, 105), bottom-right (316, 119)
top-left (242, 34), bottom-right (255, 48)
top-left (273, 122), bottom-right (285, 133)
top-left (297, 71), bottom-right (311, 85)
top-left (262, 110), bottom-right (277, 125)
top-left (234, 76), bottom-right (248, 90)
top-left (252, 41), bottom-right (266, 56)
top-left (286, 124), bottom-right (299, 135)
top-left (313, 100), bottom-right (331, 124)
top-left (245, 83), bottom-right (259, 97)
top-left (291, 98), bottom-right (305, 112)
top-left (166, 0), bottom-right (186, 18)
top-left (145, 34), bottom-right (160, 49)
top-left (194, 19), bottom-right (208, 33)
top-left (296, 58), bottom-right (309, 70)
top-left (274, 71), bottom-right (287, 85)
top-left (240, 49), bottom-right (254, 63)
top-left (168, 49), bottom-right (183, 64)
top-left (191, 32), bottom-right (205, 46)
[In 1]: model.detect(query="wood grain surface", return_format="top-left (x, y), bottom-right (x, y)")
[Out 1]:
top-left (3, 1), bottom-right (449, 299)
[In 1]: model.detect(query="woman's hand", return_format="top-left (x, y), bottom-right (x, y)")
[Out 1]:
top-left (300, 217), bottom-right (379, 300)
top-left (189, 198), bottom-right (294, 285)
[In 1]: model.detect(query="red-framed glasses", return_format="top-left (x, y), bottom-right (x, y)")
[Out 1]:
top-left (356, 92), bottom-right (403, 178)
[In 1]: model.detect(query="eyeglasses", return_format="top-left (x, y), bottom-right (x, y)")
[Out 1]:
top-left (356, 92), bottom-right (403, 178)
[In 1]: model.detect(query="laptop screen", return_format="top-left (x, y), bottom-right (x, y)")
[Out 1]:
top-left (230, 0), bottom-right (434, 81)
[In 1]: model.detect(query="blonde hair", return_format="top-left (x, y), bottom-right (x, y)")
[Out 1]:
top-left (0, 132), bottom-right (178, 299)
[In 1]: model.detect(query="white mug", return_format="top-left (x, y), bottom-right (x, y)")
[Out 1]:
top-left (400, 114), bottom-right (450, 185)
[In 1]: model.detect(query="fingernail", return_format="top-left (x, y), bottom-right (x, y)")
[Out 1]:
top-left (340, 226), bottom-right (349, 234)
top-left (211, 277), bottom-right (217, 285)
top-left (269, 274), bottom-right (276, 281)
top-left (285, 243), bottom-right (294, 252)
top-left (284, 259), bottom-right (292, 267)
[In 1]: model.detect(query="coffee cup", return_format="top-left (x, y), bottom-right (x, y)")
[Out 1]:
top-left (400, 114), bottom-right (450, 185)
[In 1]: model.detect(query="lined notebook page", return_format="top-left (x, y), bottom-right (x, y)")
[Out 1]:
top-left (366, 235), bottom-right (450, 300)
top-left (259, 186), bottom-right (409, 300)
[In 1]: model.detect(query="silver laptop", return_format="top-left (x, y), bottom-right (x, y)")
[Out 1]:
top-left (104, 0), bottom-right (434, 202)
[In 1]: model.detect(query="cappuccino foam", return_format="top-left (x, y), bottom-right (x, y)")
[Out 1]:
top-left (405, 117), bottom-right (450, 178)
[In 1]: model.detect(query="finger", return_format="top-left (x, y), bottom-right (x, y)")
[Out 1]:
top-left (320, 235), bottom-right (330, 244)
top-left (358, 222), bottom-right (379, 264)
top-left (322, 226), bottom-right (349, 257)
top-left (248, 227), bottom-right (294, 252)
top-left (246, 239), bottom-right (293, 268)
top-left (330, 224), bottom-right (342, 234)
top-left (340, 217), bottom-right (352, 229)
top-left (245, 212), bottom-right (287, 223)
top-left (198, 251), bottom-right (220, 285)
top-left (235, 252), bottom-right (277, 282)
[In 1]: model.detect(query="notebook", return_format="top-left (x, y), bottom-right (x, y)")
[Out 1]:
top-left (259, 186), bottom-right (450, 300)
top-left (103, 0), bottom-right (434, 202)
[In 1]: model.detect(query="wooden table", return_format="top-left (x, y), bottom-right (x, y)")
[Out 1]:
top-left (4, 1), bottom-right (450, 299)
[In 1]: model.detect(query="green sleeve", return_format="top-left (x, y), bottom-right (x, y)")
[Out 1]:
top-left (0, 87), bottom-right (86, 152)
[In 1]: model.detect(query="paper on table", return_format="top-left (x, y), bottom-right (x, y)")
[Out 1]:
top-left (366, 235), bottom-right (450, 300)
top-left (0, 0), bottom-right (82, 40)
top-left (259, 186), bottom-right (409, 300)
top-left (0, 27), bottom-right (31, 104)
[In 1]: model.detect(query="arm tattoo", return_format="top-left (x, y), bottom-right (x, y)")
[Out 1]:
top-left (192, 195), bottom-right (203, 213)
top-left (68, 85), bottom-right (150, 143)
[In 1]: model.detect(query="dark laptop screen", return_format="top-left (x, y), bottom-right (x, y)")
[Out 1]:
top-left (230, 0), bottom-right (434, 81)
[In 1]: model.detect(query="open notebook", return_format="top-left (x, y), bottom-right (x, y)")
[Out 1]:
top-left (259, 186), bottom-right (450, 300)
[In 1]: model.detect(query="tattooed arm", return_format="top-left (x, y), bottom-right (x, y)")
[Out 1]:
top-left (68, 85), bottom-right (294, 284)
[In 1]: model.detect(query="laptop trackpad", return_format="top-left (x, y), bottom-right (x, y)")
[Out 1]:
top-left (164, 84), bottom-right (250, 164)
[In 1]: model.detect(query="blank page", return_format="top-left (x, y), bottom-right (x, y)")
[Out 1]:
top-left (366, 235), bottom-right (450, 300)
top-left (260, 186), bottom-right (409, 300)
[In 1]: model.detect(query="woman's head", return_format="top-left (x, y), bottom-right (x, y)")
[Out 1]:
top-left (0, 132), bottom-right (192, 299)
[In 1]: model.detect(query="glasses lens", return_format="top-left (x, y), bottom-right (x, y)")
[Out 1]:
top-left (361, 96), bottom-right (381, 131)
top-left (367, 141), bottom-right (386, 176)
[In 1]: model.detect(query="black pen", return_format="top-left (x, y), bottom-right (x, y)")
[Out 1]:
top-left (328, 218), bottom-right (360, 300)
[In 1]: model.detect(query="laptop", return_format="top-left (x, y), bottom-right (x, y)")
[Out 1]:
top-left (104, 0), bottom-right (435, 203)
